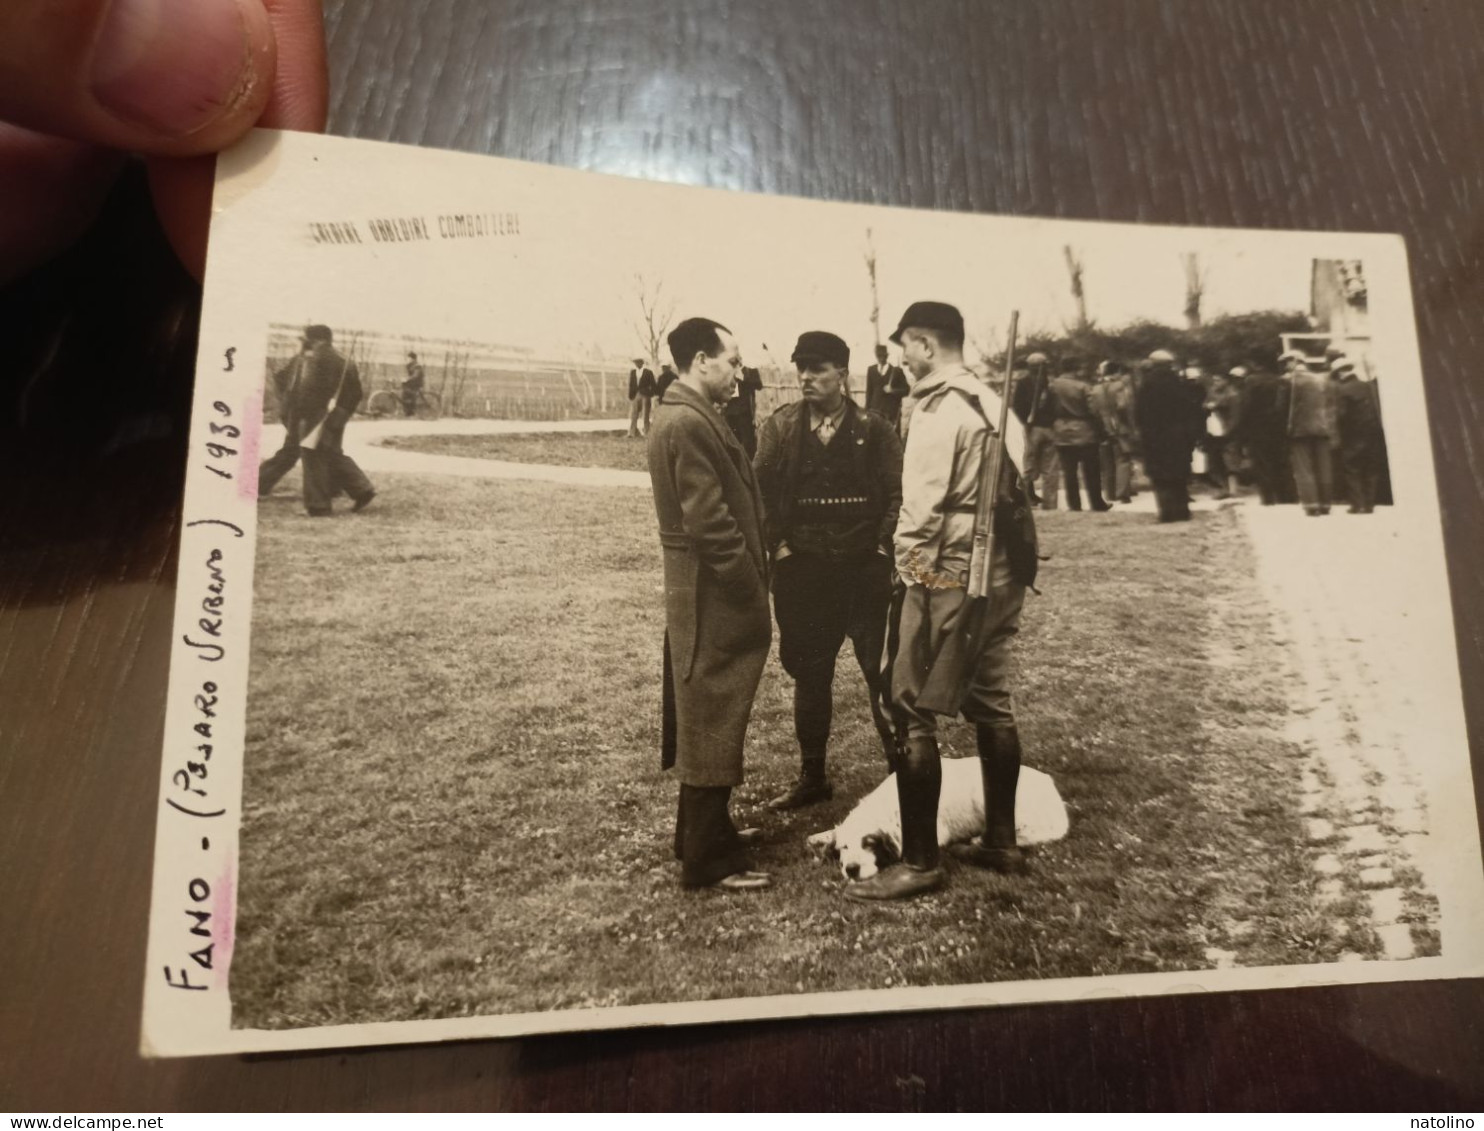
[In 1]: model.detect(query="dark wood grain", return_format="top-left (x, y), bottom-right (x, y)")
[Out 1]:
top-left (3, 0), bottom-right (1482, 1110)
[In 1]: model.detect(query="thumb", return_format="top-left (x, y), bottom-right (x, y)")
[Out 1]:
top-left (0, 0), bottom-right (276, 155)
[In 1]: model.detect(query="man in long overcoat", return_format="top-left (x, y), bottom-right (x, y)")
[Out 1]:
top-left (258, 324), bottom-right (375, 516)
top-left (648, 316), bottom-right (773, 892)
top-left (1331, 356), bottom-right (1385, 513)
top-left (1133, 349), bottom-right (1198, 523)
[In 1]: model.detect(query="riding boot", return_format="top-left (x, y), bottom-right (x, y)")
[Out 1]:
top-left (949, 724), bottom-right (1028, 873)
top-left (769, 676), bottom-right (835, 809)
top-left (768, 748), bottom-right (832, 810)
top-left (845, 735), bottom-right (945, 901)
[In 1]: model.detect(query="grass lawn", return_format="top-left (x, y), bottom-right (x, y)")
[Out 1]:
top-left (233, 476), bottom-right (1346, 1030)
top-left (381, 430), bottom-right (646, 472)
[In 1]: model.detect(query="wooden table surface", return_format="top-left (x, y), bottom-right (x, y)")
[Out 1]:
top-left (3, 0), bottom-right (1482, 1111)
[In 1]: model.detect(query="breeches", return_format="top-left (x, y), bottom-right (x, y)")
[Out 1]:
top-left (773, 551), bottom-right (893, 683)
top-left (891, 582), bottom-right (1025, 738)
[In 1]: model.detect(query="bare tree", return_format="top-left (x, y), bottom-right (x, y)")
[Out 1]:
top-left (1182, 252), bottom-right (1208, 329)
top-left (633, 274), bottom-right (676, 368)
top-left (1063, 245), bottom-right (1089, 331)
top-left (864, 227), bottom-right (882, 347)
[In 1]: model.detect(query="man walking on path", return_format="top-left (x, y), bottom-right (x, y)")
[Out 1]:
top-left (754, 331), bottom-right (903, 810)
top-left (847, 301), bottom-right (1039, 903)
top-left (627, 357), bottom-right (657, 438)
top-left (258, 324), bottom-right (375, 517)
top-left (647, 317), bottom-right (773, 892)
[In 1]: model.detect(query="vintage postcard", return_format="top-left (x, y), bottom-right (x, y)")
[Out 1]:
top-left (142, 128), bottom-right (1484, 1056)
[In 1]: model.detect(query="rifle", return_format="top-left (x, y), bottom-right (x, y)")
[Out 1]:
top-left (915, 311), bottom-right (1020, 716)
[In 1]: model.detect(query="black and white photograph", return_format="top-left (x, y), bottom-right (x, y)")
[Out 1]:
top-left (141, 128), bottom-right (1484, 1057)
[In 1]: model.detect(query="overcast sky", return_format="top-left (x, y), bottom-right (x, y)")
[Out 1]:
top-left (222, 132), bottom-right (1335, 372)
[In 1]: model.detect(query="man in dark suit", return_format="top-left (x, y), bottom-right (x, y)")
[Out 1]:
top-left (627, 356), bottom-right (657, 437)
top-left (864, 343), bottom-right (909, 430)
top-left (258, 324), bottom-right (375, 516)
top-left (754, 330), bottom-right (903, 810)
top-left (647, 317), bottom-right (773, 892)
top-left (722, 363), bottom-right (764, 456)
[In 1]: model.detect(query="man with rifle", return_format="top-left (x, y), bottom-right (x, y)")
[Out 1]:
top-left (847, 302), bottom-right (1039, 903)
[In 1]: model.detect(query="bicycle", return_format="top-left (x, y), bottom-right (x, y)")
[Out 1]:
top-left (365, 383), bottom-right (442, 420)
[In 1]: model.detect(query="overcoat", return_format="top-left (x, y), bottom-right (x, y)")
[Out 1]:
top-left (647, 380), bottom-right (771, 787)
top-left (1134, 366), bottom-right (1201, 482)
top-left (275, 344), bottom-right (363, 454)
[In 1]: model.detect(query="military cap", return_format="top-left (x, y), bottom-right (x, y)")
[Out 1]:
top-left (790, 330), bottom-right (850, 368)
top-left (1147, 349), bottom-right (1176, 363)
top-left (303, 324), bottom-right (333, 344)
top-left (1229, 365), bottom-right (1249, 378)
top-left (889, 300), bottom-right (964, 345)
top-left (1278, 350), bottom-right (1303, 363)
top-left (1329, 356), bottom-right (1355, 373)
top-left (1025, 351), bottom-right (1050, 366)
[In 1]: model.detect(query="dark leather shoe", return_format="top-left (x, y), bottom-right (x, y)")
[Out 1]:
top-left (843, 863), bottom-right (944, 902)
top-left (352, 490), bottom-right (376, 512)
top-left (947, 841), bottom-right (1029, 874)
top-left (711, 870), bottom-right (772, 892)
top-left (767, 778), bottom-right (833, 810)
top-left (735, 827), bottom-right (764, 848)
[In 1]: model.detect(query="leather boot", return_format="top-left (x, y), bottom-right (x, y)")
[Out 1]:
top-left (845, 736), bottom-right (945, 901)
top-left (949, 724), bottom-right (1028, 873)
top-left (768, 751), bottom-right (832, 810)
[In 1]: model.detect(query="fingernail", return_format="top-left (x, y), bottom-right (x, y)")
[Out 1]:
top-left (91, 0), bottom-right (264, 136)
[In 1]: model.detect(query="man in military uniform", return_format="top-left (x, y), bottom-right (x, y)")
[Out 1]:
top-left (258, 324), bottom-right (375, 516)
top-left (754, 331), bottom-right (903, 810)
top-left (648, 317), bottom-right (773, 892)
top-left (1048, 359), bottom-right (1110, 511)
top-left (864, 343), bottom-right (910, 431)
top-left (1089, 360), bottom-right (1138, 504)
top-left (1011, 351), bottom-right (1059, 509)
top-left (847, 302), bottom-right (1039, 902)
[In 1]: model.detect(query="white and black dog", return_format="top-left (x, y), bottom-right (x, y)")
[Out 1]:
top-left (807, 757), bottom-right (1070, 880)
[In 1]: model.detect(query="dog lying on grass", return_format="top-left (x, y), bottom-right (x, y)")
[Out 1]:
top-left (807, 757), bottom-right (1070, 880)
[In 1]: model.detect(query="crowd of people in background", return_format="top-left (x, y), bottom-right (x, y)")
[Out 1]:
top-left (642, 332), bottom-right (1392, 526)
top-left (1006, 343), bottom-right (1391, 524)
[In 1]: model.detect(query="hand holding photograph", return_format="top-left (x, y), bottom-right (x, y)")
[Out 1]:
top-left (141, 128), bottom-right (1484, 1057)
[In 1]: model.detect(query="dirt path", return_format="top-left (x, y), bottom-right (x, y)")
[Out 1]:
top-left (1237, 501), bottom-right (1437, 959)
top-left (261, 416), bottom-right (652, 489)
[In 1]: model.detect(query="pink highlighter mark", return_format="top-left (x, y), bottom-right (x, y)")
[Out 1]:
top-left (238, 389), bottom-right (263, 501)
top-left (214, 862), bottom-right (236, 984)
